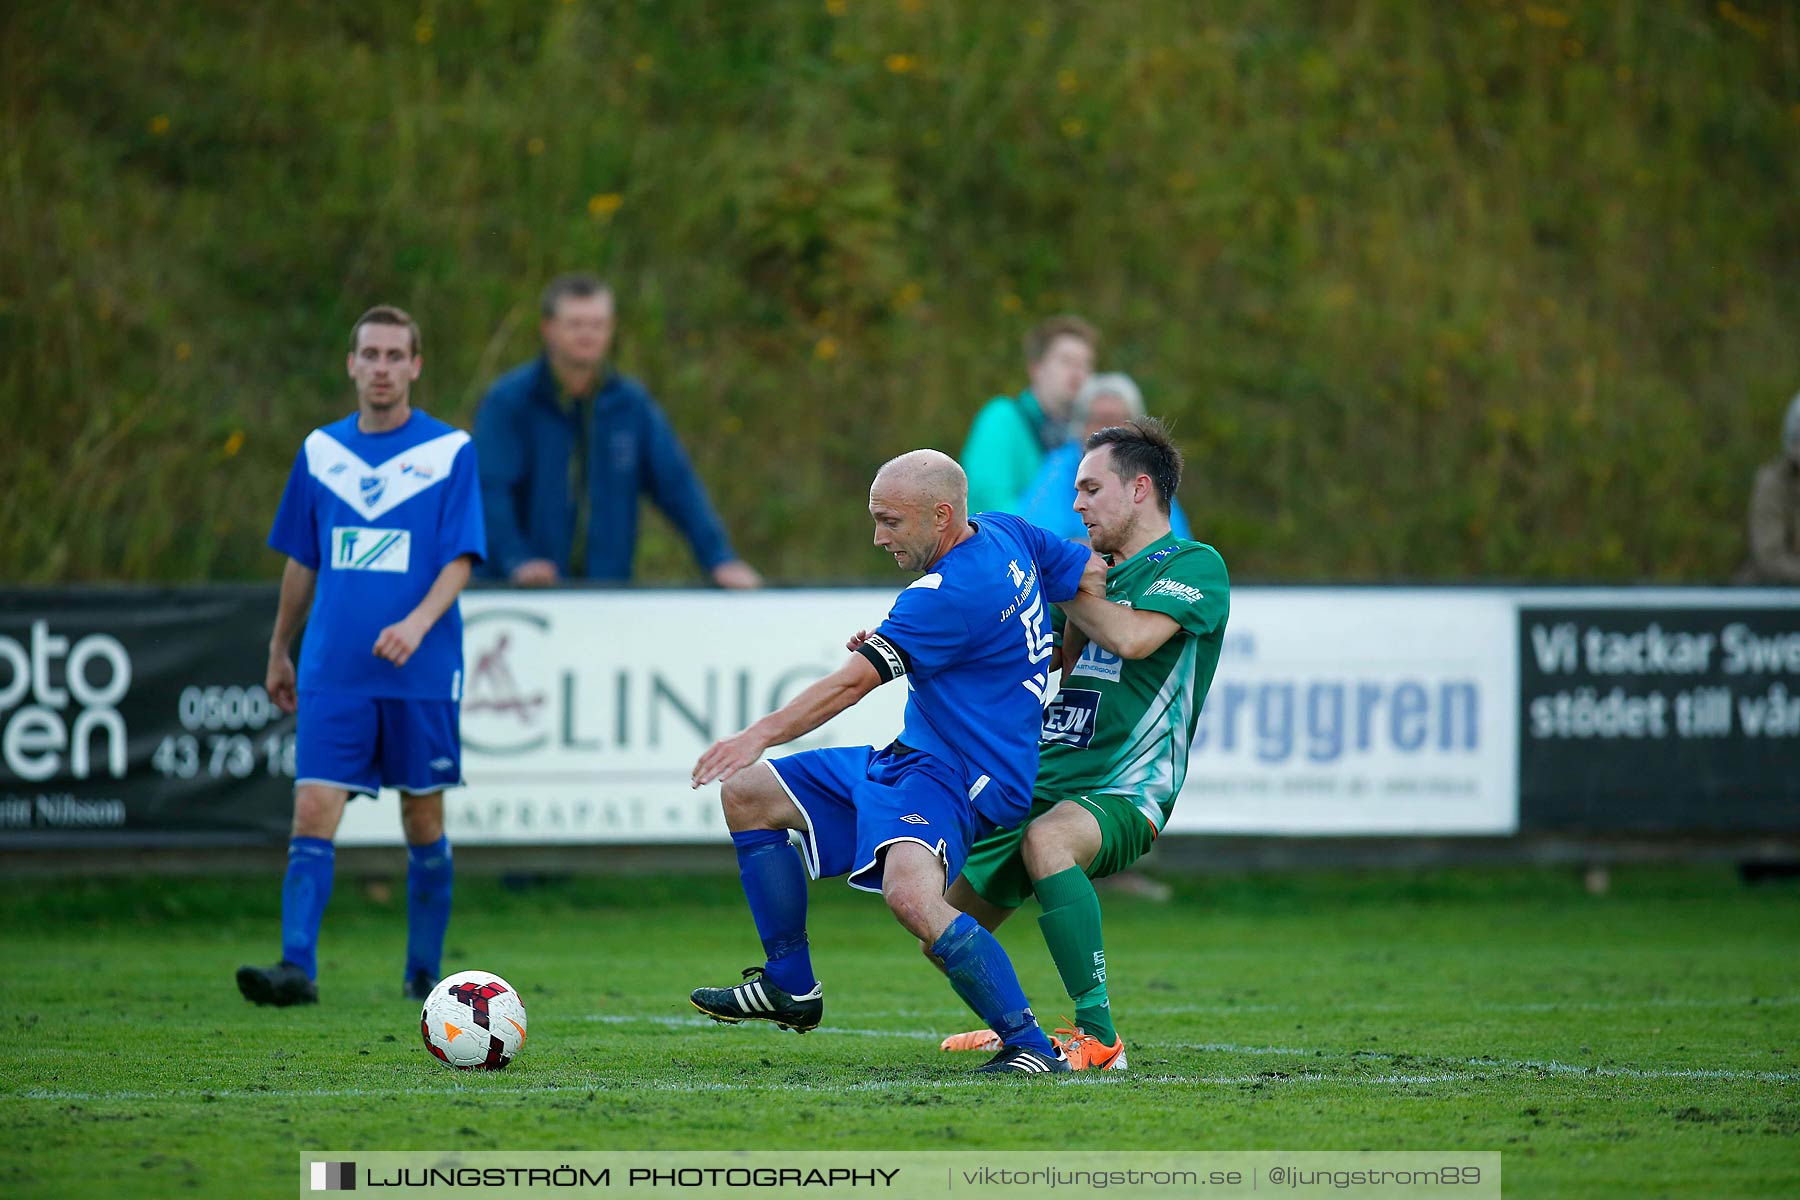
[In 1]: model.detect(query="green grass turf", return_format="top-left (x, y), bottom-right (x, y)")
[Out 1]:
top-left (4, 866), bottom-right (1796, 1198)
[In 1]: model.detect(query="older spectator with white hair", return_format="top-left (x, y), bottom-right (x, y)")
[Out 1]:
top-left (1016, 373), bottom-right (1192, 542)
top-left (1738, 390), bottom-right (1800, 583)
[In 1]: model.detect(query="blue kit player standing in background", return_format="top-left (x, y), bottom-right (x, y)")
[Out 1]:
top-left (237, 305), bottom-right (487, 1007)
top-left (688, 449), bottom-right (1105, 1074)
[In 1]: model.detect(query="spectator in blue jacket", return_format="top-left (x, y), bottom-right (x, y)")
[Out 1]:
top-left (474, 275), bottom-right (762, 588)
top-left (1017, 372), bottom-right (1192, 542)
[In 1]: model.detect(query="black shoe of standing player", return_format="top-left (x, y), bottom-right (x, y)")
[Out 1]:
top-left (404, 969), bottom-right (436, 1002)
top-left (689, 966), bottom-right (823, 1033)
top-left (236, 960), bottom-right (319, 1007)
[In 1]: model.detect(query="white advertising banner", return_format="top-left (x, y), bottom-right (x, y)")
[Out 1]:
top-left (1167, 588), bottom-right (1518, 835)
top-left (338, 587), bottom-right (1520, 845)
top-left (336, 590), bottom-right (907, 847)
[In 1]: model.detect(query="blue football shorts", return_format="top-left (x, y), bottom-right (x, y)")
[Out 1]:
top-left (295, 689), bottom-right (463, 799)
top-left (764, 743), bottom-right (986, 894)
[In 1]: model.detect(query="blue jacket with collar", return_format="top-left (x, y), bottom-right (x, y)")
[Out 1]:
top-left (473, 356), bottom-right (735, 582)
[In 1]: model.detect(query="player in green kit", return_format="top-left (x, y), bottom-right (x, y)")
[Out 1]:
top-left (936, 418), bottom-right (1228, 1071)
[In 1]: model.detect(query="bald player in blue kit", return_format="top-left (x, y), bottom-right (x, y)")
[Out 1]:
top-left (687, 450), bottom-right (1106, 1074)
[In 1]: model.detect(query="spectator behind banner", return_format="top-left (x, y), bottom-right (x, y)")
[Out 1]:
top-left (1738, 389), bottom-right (1800, 584)
top-left (1017, 373), bottom-right (1192, 542)
top-left (959, 315), bottom-right (1098, 514)
top-left (473, 274), bottom-right (762, 588)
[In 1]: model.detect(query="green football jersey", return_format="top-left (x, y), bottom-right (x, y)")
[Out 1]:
top-left (1036, 532), bottom-right (1230, 831)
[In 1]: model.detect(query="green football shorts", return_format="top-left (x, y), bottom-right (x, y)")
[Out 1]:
top-left (957, 792), bottom-right (1158, 910)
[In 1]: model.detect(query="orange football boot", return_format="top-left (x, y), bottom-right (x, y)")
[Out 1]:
top-left (1054, 1021), bottom-right (1127, 1071)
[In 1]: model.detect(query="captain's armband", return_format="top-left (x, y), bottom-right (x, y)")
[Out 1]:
top-left (856, 634), bottom-right (912, 683)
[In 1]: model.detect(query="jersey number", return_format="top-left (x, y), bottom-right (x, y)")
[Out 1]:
top-left (1019, 593), bottom-right (1056, 705)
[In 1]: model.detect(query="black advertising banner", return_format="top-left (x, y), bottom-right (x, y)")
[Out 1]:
top-left (1519, 604), bottom-right (1800, 831)
top-left (0, 587), bottom-right (294, 843)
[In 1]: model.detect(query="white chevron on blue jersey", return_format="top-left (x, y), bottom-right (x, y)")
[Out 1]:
top-left (303, 428), bottom-right (470, 520)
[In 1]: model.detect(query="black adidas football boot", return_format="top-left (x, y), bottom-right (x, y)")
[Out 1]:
top-left (689, 966), bottom-right (822, 1033)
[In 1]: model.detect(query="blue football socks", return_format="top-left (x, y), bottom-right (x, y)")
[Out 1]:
top-left (932, 913), bottom-right (1056, 1055)
top-left (280, 836), bottom-right (336, 980)
top-left (405, 836), bottom-right (454, 982)
top-left (732, 829), bottom-right (816, 995)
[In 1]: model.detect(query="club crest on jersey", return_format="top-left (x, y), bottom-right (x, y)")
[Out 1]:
top-left (331, 526), bottom-right (411, 572)
top-left (359, 474), bottom-right (386, 506)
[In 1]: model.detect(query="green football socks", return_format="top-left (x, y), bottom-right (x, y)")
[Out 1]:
top-left (1034, 865), bottom-right (1117, 1045)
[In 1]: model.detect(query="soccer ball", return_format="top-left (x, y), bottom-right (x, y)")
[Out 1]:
top-left (419, 969), bottom-right (528, 1070)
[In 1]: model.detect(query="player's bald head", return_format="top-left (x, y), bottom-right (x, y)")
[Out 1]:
top-left (868, 450), bottom-right (970, 572)
top-left (871, 449), bottom-right (967, 517)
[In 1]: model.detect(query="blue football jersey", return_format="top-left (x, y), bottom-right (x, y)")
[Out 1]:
top-left (869, 511), bottom-right (1091, 826)
top-left (269, 410), bottom-right (487, 700)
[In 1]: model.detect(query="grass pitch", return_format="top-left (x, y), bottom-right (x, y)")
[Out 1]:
top-left (5, 865), bottom-right (1797, 1198)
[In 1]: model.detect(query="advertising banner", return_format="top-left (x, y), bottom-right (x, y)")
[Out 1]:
top-left (1164, 589), bottom-right (1519, 836)
top-left (10, 584), bottom-right (1790, 848)
top-left (335, 590), bottom-right (906, 846)
top-left (1518, 596), bottom-right (1800, 831)
top-left (0, 588), bottom-right (294, 842)
top-left (336, 588), bottom-right (1520, 844)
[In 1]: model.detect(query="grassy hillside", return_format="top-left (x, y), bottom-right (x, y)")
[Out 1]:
top-left (3, 0), bottom-right (1795, 583)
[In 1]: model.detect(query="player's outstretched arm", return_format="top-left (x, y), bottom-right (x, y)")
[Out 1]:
top-left (373, 554), bottom-right (477, 668)
top-left (266, 558), bottom-right (318, 714)
top-left (1059, 591), bottom-right (1181, 661)
top-left (691, 653), bottom-right (884, 787)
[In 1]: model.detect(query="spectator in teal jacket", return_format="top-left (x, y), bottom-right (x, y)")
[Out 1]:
top-left (958, 315), bottom-right (1098, 514)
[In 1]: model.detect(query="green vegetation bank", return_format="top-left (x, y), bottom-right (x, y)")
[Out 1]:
top-left (3, 0), bottom-right (1795, 583)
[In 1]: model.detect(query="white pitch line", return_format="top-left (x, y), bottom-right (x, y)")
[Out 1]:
top-left (588, 1015), bottom-right (1317, 1056)
top-left (1121, 996), bottom-right (1800, 1020)
top-left (582, 1016), bottom-right (1800, 1077)
top-left (14, 1076), bottom-right (1248, 1102)
top-left (590, 1014), bottom-right (1317, 1055)
top-left (21, 1041), bottom-right (1797, 1105)
top-left (584, 1014), bottom-right (939, 1040)
top-left (1466, 995), bottom-right (1800, 1015)
top-left (579, 1013), bottom-right (1800, 1081)
top-left (19, 1058), bottom-right (1799, 1105)
top-left (1163, 1042), bottom-right (1314, 1056)
top-left (1463, 1059), bottom-right (1800, 1083)
top-left (858, 994), bottom-right (1800, 1020)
